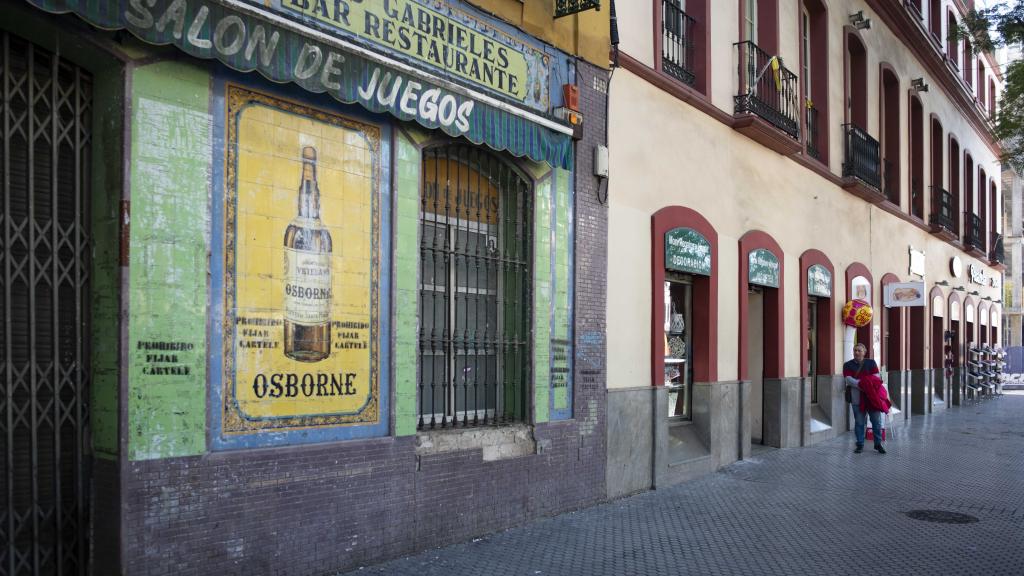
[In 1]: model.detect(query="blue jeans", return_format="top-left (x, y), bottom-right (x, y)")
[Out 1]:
top-left (853, 407), bottom-right (883, 447)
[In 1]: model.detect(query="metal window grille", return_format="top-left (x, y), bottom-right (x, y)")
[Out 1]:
top-left (418, 145), bottom-right (531, 430)
top-left (1, 32), bottom-right (92, 576)
top-left (661, 1), bottom-right (696, 86)
top-left (842, 123), bottom-right (882, 190)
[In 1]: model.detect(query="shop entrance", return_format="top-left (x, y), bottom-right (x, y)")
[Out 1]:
top-left (748, 288), bottom-right (765, 443)
top-left (1, 32), bottom-right (93, 575)
top-left (664, 274), bottom-right (694, 419)
top-left (807, 297), bottom-right (818, 404)
top-left (932, 313), bottom-right (944, 399)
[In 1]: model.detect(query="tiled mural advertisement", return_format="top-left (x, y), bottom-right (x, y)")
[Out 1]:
top-left (211, 83), bottom-right (392, 449)
top-left (221, 86), bottom-right (382, 435)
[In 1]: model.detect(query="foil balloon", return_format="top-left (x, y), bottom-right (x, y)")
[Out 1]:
top-left (842, 299), bottom-right (873, 328)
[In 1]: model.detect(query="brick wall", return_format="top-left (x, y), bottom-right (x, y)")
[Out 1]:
top-left (116, 61), bottom-right (610, 576)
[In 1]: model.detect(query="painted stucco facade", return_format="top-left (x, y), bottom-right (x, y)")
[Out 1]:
top-left (606, 0), bottom-right (1005, 497)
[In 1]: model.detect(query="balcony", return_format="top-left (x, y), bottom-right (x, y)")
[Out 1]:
top-left (991, 234), bottom-right (1005, 268)
top-left (841, 124), bottom-right (885, 203)
top-left (965, 213), bottom-right (987, 256)
top-left (805, 103), bottom-right (820, 161)
top-left (662, 1), bottom-right (696, 86)
top-left (733, 41), bottom-right (801, 154)
top-left (929, 186), bottom-right (957, 240)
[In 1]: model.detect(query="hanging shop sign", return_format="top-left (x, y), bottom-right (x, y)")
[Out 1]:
top-left (908, 246), bottom-right (925, 278)
top-left (748, 249), bottom-right (780, 288)
top-left (851, 275), bottom-right (871, 302)
top-left (807, 264), bottom-right (832, 298)
top-left (28, 0), bottom-right (573, 170)
top-left (884, 281), bottom-right (926, 308)
top-left (665, 228), bottom-right (711, 276)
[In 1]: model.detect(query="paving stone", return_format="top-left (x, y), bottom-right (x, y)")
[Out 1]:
top-left (340, 393), bottom-right (1024, 576)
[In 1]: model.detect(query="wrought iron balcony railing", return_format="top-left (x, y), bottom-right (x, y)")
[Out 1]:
top-left (662, 1), bottom-right (696, 86)
top-left (555, 0), bottom-right (600, 18)
top-left (991, 233), bottom-right (1004, 264)
top-left (929, 186), bottom-right (956, 232)
top-left (842, 124), bottom-right (881, 190)
top-left (965, 212), bottom-right (986, 252)
top-left (734, 41), bottom-right (800, 140)
top-left (805, 103), bottom-right (820, 160)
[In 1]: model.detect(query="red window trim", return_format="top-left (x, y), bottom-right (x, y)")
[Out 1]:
top-left (651, 206), bottom-right (719, 386)
top-left (738, 231), bottom-right (785, 381)
top-left (799, 249), bottom-right (835, 378)
top-left (845, 263), bottom-right (874, 359)
top-left (652, 0), bottom-right (711, 96)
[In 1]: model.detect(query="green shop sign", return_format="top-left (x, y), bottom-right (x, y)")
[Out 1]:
top-left (807, 264), bottom-right (832, 297)
top-left (665, 228), bottom-right (711, 276)
top-left (27, 0), bottom-right (573, 170)
top-left (748, 249), bottom-right (779, 288)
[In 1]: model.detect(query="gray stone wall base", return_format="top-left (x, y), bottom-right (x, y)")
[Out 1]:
top-left (606, 387), bottom-right (656, 499)
top-left (606, 381), bottom-right (750, 495)
top-left (762, 378), bottom-right (802, 448)
top-left (910, 369), bottom-right (933, 415)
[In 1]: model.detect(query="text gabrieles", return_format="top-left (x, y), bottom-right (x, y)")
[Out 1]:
top-left (123, 0), bottom-right (477, 132)
top-left (252, 372), bottom-right (358, 398)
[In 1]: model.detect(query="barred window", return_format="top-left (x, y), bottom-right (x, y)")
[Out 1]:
top-left (418, 144), bottom-right (531, 429)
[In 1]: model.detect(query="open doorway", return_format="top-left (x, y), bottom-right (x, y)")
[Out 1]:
top-left (749, 287), bottom-right (765, 443)
top-left (931, 298), bottom-right (944, 401)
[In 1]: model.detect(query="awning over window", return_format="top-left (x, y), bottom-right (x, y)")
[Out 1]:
top-left (27, 0), bottom-right (575, 170)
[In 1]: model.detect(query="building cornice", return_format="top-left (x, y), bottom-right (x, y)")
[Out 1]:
top-left (866, 0), bottom-right (1001, 158)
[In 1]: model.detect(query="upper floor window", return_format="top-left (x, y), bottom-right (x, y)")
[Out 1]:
top-left (963, 38), bottom-right (974, 87)
top-left (929, 0), bottom-right (941, 43)
top-left (745, 0), bottom-right (758, 45)
top-left (947, 11), bottom-right (959, 67)
top-left (658, 0), bottom-right (709, 94)
top-left (989, 78), bottom-right (997, 118)
top-left (802, 0), bottom-right (828, 162)
top-left (978, 61), bottom-right (986, 103)
top-left (740, 0), bottom-right (778, 55)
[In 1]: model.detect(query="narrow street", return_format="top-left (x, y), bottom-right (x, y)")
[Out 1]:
top-left (344, 395), bottom-right (1024, 576)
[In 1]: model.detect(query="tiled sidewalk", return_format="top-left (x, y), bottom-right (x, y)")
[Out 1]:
top-left (342, 394), bottom-right (1024, 575)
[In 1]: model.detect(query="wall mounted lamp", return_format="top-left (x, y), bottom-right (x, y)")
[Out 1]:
top-left (911, 78), bottom-right (930, 92)
top-left (849, 11), bottom-right (872, 30)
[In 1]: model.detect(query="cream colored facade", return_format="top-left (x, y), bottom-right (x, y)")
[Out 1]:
top-left (607, 0), bottom-right (1005, 389)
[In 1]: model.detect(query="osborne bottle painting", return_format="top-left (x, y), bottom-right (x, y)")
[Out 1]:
top-left (219, 84), bottom-right (382, 437)
top-left (283, 146), bottom-right (333, 362)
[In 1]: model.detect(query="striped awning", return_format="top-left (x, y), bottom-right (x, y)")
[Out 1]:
top-left (25, 0), bottom-right (575, 170)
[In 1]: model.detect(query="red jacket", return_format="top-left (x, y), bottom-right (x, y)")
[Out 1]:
top-left (858, 374), bottom-right (892, 414)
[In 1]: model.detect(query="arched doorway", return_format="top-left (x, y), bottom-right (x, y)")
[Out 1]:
top-left (801, 250), bottom-right (835, 444)
top-left (930, 287), bottom-right (946, 408)
top-left (948, 292), bottom-right (963, 405)
top-left (653, 207), bottom-right (718, 415)
top-left (739, 231), bottom-right (784, 446)
top-left (881, 273), bottom-right (906, 414)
